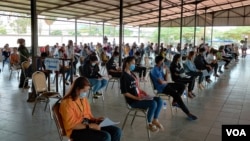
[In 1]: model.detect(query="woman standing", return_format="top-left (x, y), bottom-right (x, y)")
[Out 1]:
top-left (17, 38), bottom-right (30, 88)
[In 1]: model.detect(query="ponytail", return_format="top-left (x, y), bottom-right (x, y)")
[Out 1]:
top-left (122, 56), bottom-right (135, 72)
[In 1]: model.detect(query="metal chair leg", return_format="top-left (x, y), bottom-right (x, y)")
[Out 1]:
top-left (32, 99), bottom-right (38, 115)
top-left (105, 80), bottom-right (110, 91)
top-left (131, 111), bottom-right (137, 126)
top-left (144, 112), bottom-right (151, 140)
top-left (9, 70), bottom-right (12, 80)
top-left (122, 110), bottom-right (132, 130)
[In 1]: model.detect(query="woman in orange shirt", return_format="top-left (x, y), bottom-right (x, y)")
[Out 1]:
top-left (60, 77), bottom-right (122, 141)
top-left (10, 47), bottom-right (20, 69)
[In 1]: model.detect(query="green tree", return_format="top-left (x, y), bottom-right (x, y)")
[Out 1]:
top-left (50, 30), bottom-right (62, 36)
top-left (0, 26), bottom-right (7, 35)
top-left (10, 17), bottom-right (30, 34)
top-left (68, 30), bottom-right (81, 36)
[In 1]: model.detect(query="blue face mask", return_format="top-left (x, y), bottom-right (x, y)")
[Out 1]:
top-left (79, 92), bottom-right (88, 99)
top-left (130, 64), bottom-right (136, 71)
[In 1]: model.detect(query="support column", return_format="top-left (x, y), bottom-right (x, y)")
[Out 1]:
top-left (157, 0), bottom-right (162, 54)
top-left (193, 1), bottom-right (198, 47)
top-left (210, 13), bottom-right (214, 46)
top-left (119, 0), bottom-right (123, 66)
top-left (180, 0), bottom-right (184, 49)
top-left (75, 18), bottom-right (77, 44)
top-left (102, 22), bottom-right (105, 44)
top-left (203, 8), bottom-right (207, 44)
top-left (138, 26), bottom-right (140, 44)
top-left (31, 0), bottom-right (38, 69)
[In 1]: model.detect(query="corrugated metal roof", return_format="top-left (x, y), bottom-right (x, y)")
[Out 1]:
top-left (0, 0), bottom-right (250, 27)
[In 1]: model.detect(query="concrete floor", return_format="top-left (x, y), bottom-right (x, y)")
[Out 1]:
top-left (0, 55), bottom-right (250, 141)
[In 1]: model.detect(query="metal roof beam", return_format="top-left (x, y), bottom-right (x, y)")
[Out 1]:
top-left (125, 0), bottom-right (248, 25)
top-left (74, 0), bottom-right (157, 19)
top-left (38, 0), bottom-right (90, 14)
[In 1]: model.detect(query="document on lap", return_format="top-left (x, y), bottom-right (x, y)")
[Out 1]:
top-left (99, 118), bottom-right (120, 127)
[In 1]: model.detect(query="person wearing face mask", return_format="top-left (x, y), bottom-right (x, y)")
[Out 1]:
top-left (106, 51), bottom-right (122, 78)
top-left (133, 51), bottom-right (147, 82)
top-left (184, 51), bottom-right (205, 90)
top-left (120, 56), bottom-right (164, 132)
top-left (170, 54), bottom-right (196, 99)
top-left (82, 55), bottom-right (108, 99)
top-left (60, 77), bottom-right (122, 141)
top-left (151, 55), bottom-right (197, 120)
top-left (194, 48), bottom-right (213, 83)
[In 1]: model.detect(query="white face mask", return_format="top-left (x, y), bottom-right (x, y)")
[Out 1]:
top-left (79, 92), bottom-right (88, 99)
top-left (91, 63), bottom-right (96, 66)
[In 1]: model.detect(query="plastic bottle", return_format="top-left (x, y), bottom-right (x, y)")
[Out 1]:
top-left (163, 100), bottom-right (167, 110)
top-left (183, 90), bottom-right (187, 98)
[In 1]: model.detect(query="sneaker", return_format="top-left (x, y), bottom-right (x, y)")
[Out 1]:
top-left (219, 70), bottom-right (224, 73)
top-left (172, 102), bottom-right (180, 107)
top-left (187, 114), bottom-right (198, 120)
top-left (148, 124), bottom-right (159, 133)
top-left (24, 86), bottom-right (30, 89)
top-left (213, 74), bottom-right (219, 77)
top-left (95, 92), bottom-right (103, 96)
top-left (65, 81), bottom-right (69, 85)
top-left (93, 95), bottom-right (99, 99)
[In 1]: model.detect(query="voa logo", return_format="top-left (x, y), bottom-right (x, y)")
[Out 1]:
top-left (226, 129), bottom-right (247, 136)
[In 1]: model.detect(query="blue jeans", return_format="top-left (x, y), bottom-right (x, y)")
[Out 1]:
top-left (88, 78), bottom-right (108, 93)
top-left (71, 126), bottom-right (122, 141)
top-left (130, 97), bottom-right (163, 123)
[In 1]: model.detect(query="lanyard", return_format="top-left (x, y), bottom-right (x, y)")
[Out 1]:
top-left (75, 99), bottom-right (84, 113)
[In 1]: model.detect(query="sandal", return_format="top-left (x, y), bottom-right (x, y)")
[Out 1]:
top-left (187, 92), bottom-right (194, 99)
top-left (148, 124), bottom-right (159, 132)
top-left (152, 121), bottom-right (164, 131)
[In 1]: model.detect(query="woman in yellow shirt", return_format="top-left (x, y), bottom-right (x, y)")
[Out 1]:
top-left (60, 77), bottom-right (122, 141)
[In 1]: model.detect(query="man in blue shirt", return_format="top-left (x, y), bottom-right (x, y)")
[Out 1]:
top-left (150, 55), bottom-right (197, 120)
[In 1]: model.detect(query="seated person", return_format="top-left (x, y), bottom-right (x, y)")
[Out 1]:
top-left (82, 55), bottom-right (108, 99)
top-left (10, 47), bottom-right (21, 69)
top-left (194, 48), bottom-right (213, 83)
top-left (106, 51), bottom-right (122, 78)
top-left (218, 45), bottom-right (231, 69)
top-left (2, 44), bottom-right (11, 70)
top-left (151, 55), bottom-right (197, 120)
top-left (206, 48), bottom-right (219, 77)
top-left (100, 47), bottom-right (109, 64)
top-left (60, 77), bottom-right (122, 141)
top-left (184, 51), bottom-right (205, 89)
top-left (120, 56), bottom-right (164, 132)
top-left (133, 51), bottom-right (147, 82)
top-left (170, 54), bottom-right (196, 98)
top-left (58, 46), bottom-right (72, 85)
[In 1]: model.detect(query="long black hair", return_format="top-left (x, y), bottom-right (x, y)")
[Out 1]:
top-left (64, 77), bottom-right (91, 101)
top-left (122, 56), bottom-right (135, 72)
top-left (172, 54), bottom-right (181, 64)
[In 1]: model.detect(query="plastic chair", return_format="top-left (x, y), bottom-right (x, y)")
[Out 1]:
top-left (32, 71), bottom-right (62, 118)
top-left (148, 73), bottom-right (174, 116)
top-left (52, 99), bottom-right (72, 141)
top-left (9, 63), bottom-right (21, 80)
top-left (121, 96), bottom-right (150, 141)
top-left (21, 61), bottom-right (32, 90)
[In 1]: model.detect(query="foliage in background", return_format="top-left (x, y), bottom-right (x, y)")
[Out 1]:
top-left (50, 30), bottom-right (62, 36)
top-left (9, 17), bottom-right (30, 34)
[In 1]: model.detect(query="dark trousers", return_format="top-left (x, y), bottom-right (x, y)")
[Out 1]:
top-left (174, 77), bottom-right (195, 92)
top-left (186, 71), bottom-right (203, 84)
top-left (19, 65), bottom-right (33, 87)
top-left (70, 126), bottom-right (122, 141)
top-left (109, 72), bottom-right (122, 78)
top-left (163, 83), bottom-right (190, 115)
top-left (133, 66), bottom-right (147, 78)
top-left (210, 63), bottom-right (218, 74)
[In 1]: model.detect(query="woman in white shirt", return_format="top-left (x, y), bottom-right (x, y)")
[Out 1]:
top-left (206, 48), bottom-right (219, 77)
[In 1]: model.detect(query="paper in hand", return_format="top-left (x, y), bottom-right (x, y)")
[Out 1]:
top-left (99, 118), bottom-right (120, 127)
